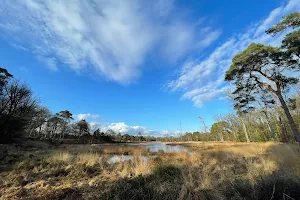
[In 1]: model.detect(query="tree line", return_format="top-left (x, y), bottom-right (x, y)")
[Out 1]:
top-left (0, 69), bottom-right (156, 143)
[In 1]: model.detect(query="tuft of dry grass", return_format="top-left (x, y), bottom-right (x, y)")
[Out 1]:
top-left (111, 155), bottom-right (153, 178)
top-left (246, 157), bottom-right (278, 183)
top-left (47, 151), bottom-right (72, 163)
top-left (76, 152), bottom-right (100, 166)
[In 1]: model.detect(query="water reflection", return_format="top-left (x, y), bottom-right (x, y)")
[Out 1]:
top-left (128, 142), bottom-right (189, 153)
top-left (105, 155), bottom-right (156, 164)
top-left (102, 142), bottom-right (192, 164)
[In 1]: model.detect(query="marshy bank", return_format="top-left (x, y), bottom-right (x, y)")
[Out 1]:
top-left (1, 141), bottom-right (300, 199)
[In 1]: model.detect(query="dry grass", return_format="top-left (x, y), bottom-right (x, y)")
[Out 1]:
top-left (1, 142), bottom-right (300, 199)
top-left (47, 151), bottom-right (72, 163)
top-left (58, 143), bottom-right (150, 155)
top-left (76, 152), bottom-right (100, 166)
top-left (112, 155), bottom-right (153, 178)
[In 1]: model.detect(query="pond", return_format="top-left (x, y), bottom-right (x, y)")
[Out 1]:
top-left (127, 142), bottom-right (190, 153)
top-left (102, 142), bottom-right (192, 164)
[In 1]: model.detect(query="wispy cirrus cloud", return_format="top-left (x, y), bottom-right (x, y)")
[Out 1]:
top-left (0, 0), bottom-right (220, 84)
top-left (167, 0), bottom-right (300, 107)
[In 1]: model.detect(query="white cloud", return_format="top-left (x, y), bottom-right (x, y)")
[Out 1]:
top-left (74, 112), bottom-right (187, 136)
top-left (101, 122), bottom-right (147, 135)
top-left (0, 0), bottom-right (220, 84)
top-left (85, 121), bottom-right (179, 137)
top-left (74, 113), bottom-right (101, 121)
top-left (167, 0), bottom-right (300, 107)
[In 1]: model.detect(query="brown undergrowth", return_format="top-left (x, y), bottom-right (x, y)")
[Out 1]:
top-left (1, 142), bottom-right (300, 199)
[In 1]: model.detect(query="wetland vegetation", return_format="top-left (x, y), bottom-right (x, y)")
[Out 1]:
top-left (1, 141), bottom-right (300, 199)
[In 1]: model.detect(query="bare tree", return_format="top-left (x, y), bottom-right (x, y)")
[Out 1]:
top-left (27, 106), bottom-right (51, 138)
top-left (0, 80), bottom-right (38, 142)
top-left (197, 116), bottom-right (208, 133)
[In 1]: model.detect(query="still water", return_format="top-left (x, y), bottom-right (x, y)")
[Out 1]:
top-left (127, 142), bottom-right (189, 153)
top-left (103, 142), bottom-right (191, 164)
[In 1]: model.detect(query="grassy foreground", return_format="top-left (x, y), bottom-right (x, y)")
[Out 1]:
top-left (1, 142), bottom-right (300, 199)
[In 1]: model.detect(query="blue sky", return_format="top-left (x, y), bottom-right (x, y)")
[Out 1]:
top-left (0, 0), bottom-right (299, 136)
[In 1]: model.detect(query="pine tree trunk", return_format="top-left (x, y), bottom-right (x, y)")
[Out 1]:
top-left (278, 116), bottom-right (289, 143)
top-left (276, 90), bottom-right (300, 143)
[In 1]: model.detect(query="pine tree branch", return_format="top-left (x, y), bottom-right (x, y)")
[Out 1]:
top-left (250, 73), bottom-right (277, 94)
